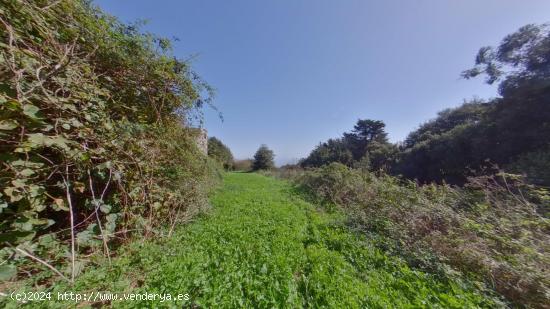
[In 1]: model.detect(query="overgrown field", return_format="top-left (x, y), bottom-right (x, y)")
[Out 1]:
top-left (3, 173), bottom-right (502, 308)
top-left (283, 163), bottom-right (549, 308)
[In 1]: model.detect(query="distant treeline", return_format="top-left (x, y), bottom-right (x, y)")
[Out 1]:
top-left (300, 24), bottom-right (550, 187)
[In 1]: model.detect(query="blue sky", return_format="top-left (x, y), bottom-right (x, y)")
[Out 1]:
top-left (95, 0), bottom-right (550, 165)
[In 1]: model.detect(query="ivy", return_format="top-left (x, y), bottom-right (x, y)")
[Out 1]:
top-left (0, 0), bottom-right (218, 286)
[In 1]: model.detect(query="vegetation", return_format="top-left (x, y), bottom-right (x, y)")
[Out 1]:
top-left (252, 144), bottom-right (275, 171)
top-left (289, 161), bottom-right (549, 307)
top-left (0, 0), bottom-right (216, 287)
top-left (207, 137), bottom-right (234, 170)
top-left (300, 119), bottom-right (397, 171)
top-left (293, 24), bottom-right (550, 307)
top-left (3, 173), bottom-right (501, 308)
top-left (1, 1), bottom-right (548, 308)
top-left (301, 24), bottom-right (550, 187)
top-left (233, 158), bottom-right (253, 172)
top-left (398, 24), bottom-right (550, 185)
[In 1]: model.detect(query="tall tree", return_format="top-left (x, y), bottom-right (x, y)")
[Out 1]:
top-left (252, 145), bottom-right (275, 170)
top-left (344, 119), bottom-right (389, 161)
top-left (300, 119), bottom-right (393, 170)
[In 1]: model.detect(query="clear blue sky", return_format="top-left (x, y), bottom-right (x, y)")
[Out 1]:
top-left (94, 0), bottom-right (550, 165)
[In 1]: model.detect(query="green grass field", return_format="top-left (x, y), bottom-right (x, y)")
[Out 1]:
top-left (8, 173), bottom-right (496, 308)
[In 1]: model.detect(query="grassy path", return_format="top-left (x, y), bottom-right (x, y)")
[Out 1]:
top-left (24, 173), bottom-right (494, 308)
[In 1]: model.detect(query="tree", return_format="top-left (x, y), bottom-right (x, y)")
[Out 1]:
top-left (252, 145), bottom-right (275, 170)
top-left (207, 137), bottom-right (234, 169)
top-left (300, 119), bottom-right (393, 170)
top-left (395, 24), bottom-right (550, 185)
top-left (300, 138), bottom-right (353, 168)
top-left (344, 119), bottom-right (389, 161)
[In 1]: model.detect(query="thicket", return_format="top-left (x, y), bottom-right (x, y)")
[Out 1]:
top-left (0, 0), bottom-right (217, 286)
top-left (207, 137), bottom-right (234, 170)
top-left (233, 159), bottom-right (253, 172)
top-left (300, 119), bottom-right (397, 172)
top-left (400, 24), bottom-right (550, 185)
top-left (300, 24), bottom-right (550, 187)
top-left (289, 163), bottom-right (550, 308)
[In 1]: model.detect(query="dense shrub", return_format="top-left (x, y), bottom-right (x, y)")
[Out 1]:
top-left (233, 159), bottom-right (253, 172)
top-left (300, 119), bottom-right (397, 172)
top-left (259, 164), bottom-right (304, 180)
top-left (0, 0), bottom-right (217, 285)
top-left (507, 147), bottom-right (550, 188)
top-left (252, 144), bottom-right (275, 170)
top-left (207, 137), bottom-right (234, 170)
top-left (397, 24), bottom-right (550, 185)
top-left (295, 163), bottom-right (550, 308)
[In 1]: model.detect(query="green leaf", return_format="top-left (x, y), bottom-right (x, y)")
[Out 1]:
top-left (0, 120), bottom-right (18, 130)
top-left (25, 133), bottom-right (71, 150)
top-left (0, 264), bottom-right (17, 281)
top-left (51, 198), bottom-right (69, 211)
top-left (0, 202), bottom-right (8, 214)
top-left (99, 203), bottom-right (111, 214)
top-left (22, 104), bottom-right (42, 120)
top-left (19, 169), bottom-right (35, 177)
top-left (0, 231), bottom-right (36, 244)
top-left (3, 187), bottom-right (22, 202)
top-left (26, 133), bottom-right (46, 147)
top-left (77, 230), bottom-right (92, 245)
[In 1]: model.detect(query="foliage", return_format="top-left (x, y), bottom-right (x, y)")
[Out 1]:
top-left (343, 119), bottom-right (388, 160)
top-left (300, 119), bottom-right (395, 171)
top-left (295, 163), bottom-right (550, 308)
top-left (300, 138), bottom-right (353, 168)
top-left (507, 147), bottom-right (550, 188)
top-left (398, 23), bottom-right (550, 185)
top-left (4, 173), bottom-right (499, 308)
top-left (252, 144), bottom-right (274, 171)
top-left (0, 0), bottom-right (216, 285)
top-left (233, 159), bottom-right (253, 172)
top-left (403, 99), bottom-right (490, 149)
top-left (207, 137), bottom-right (233, 170)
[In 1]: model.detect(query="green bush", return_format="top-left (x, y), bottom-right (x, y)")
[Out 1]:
top-left (252, 144), bottom-right (275, 171)
top-left (507, 147), bottom-right (550, 187)
top-left (295, 163), bottom-right (550, 308)
top-left (0, 0), bottom-right (217, 286)
top-left (207, 137), bottom-right (234, 170)
top-left (233, 159), bottom-right (253, 172)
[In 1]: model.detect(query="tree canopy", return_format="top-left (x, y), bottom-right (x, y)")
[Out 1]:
top-left (396, 23), bottom-right (550, 185)
top-left (208, 137), bottom-right (234, 169)
top-left (252, 145), bottom-right (275, 170)
top-left (300, 119), bottom-right (394, 171)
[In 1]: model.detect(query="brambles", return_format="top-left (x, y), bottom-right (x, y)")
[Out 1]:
top-left (207, 137), bottom-right (234, 170)
top-left (16, 173), bottom-right (497, 308)
top-left (233, 159), bottom-right (253, 171)
top-left (294, 163), bottom-right (550, 307)
top-left (0, 0), bottom-right (216, 286)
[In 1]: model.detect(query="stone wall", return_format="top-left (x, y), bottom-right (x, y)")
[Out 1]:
top-left (195, 128), bottom-right (208, 155)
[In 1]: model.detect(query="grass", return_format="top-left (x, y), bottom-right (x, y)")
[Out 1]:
top-left (5, 173), bottom-right (498, 308)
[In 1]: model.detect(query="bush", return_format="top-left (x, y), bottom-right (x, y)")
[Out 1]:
top-left (0, 0), bottom-right (217, 286)
top-left (507, 147), bottom-right (550, 187)
top-left (233, 159), bottom-right (253, 172)
top-left (207, 137), bottom-right (234, 170)
top-left (295, 163), bottom-right (550, 308)
top-left (258, 164), bottom-right (304, 180)
top-left (252, 144), bottom-right (275, 170)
